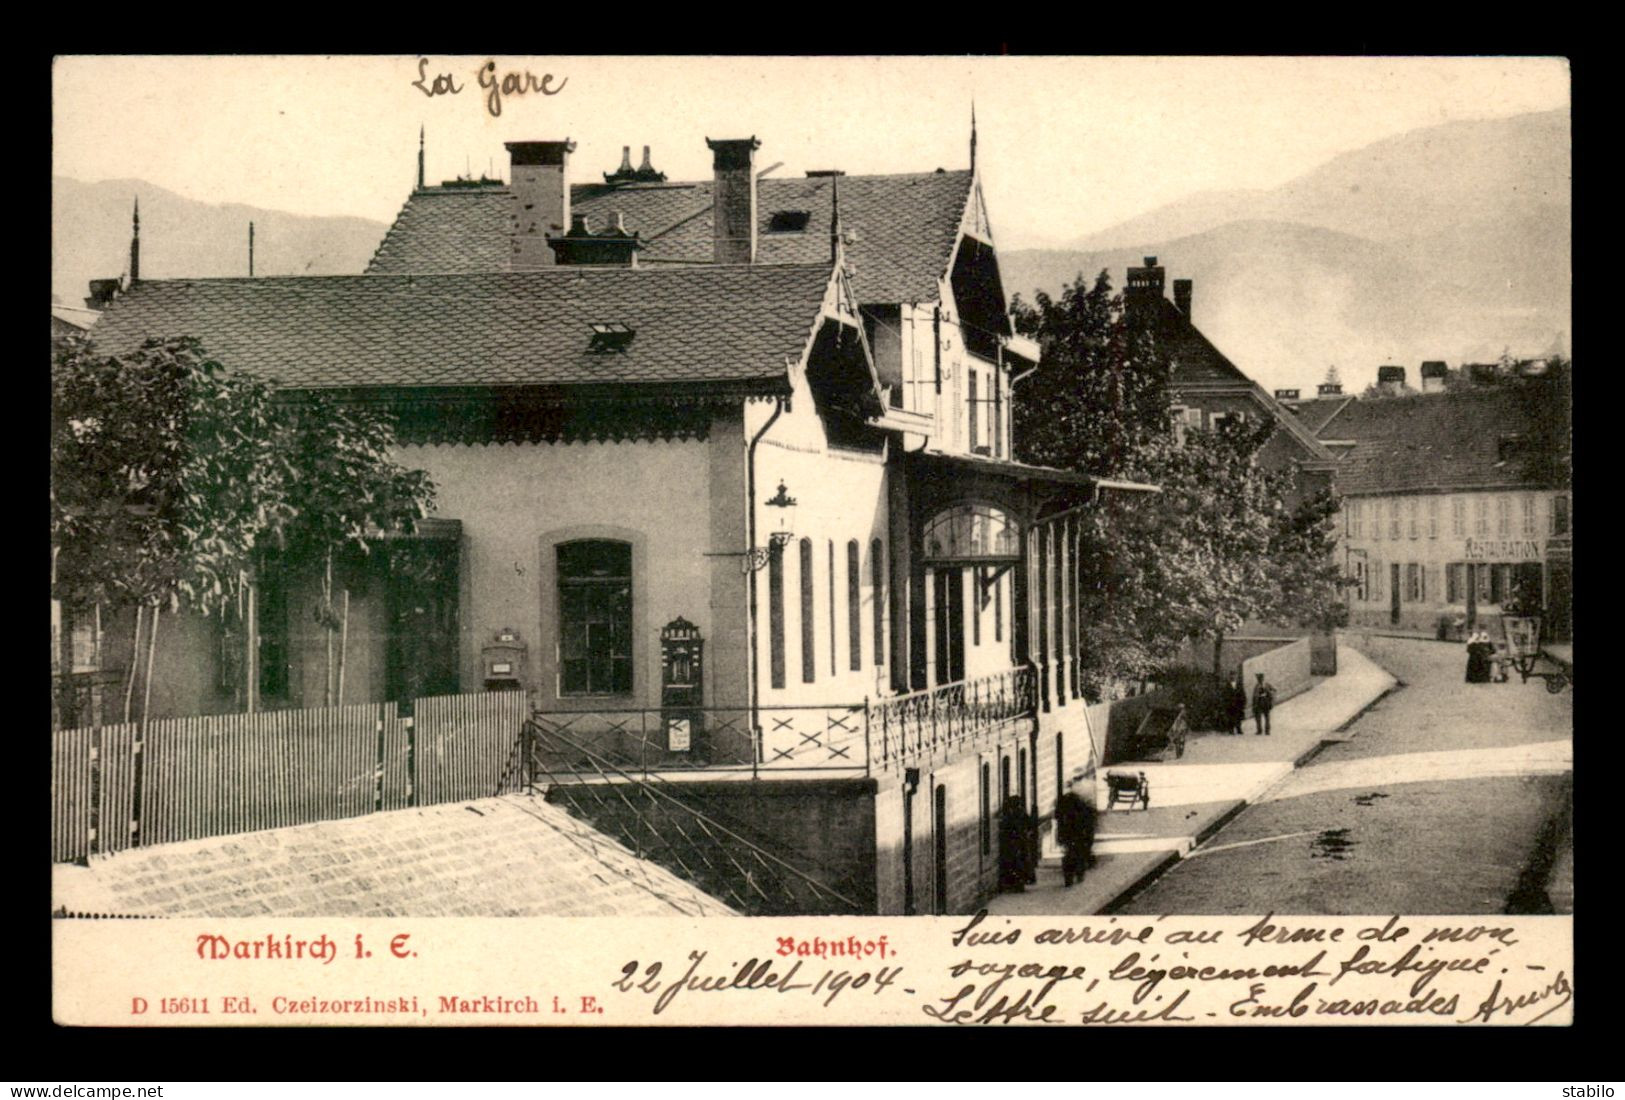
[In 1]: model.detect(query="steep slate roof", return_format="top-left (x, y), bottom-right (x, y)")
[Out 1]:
top-left (51, 794), bottom-right (735, 918)
top-left (1315, 389), bottom-right (1541, 496)
top-left (91, 265), bottom-right (838, 392)
top-left (1154, 298), bottom-right (1338, 465)
top-left (365, 171), bottom-right (975, 307)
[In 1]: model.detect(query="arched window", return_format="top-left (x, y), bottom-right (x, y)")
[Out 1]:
top-left (922, 504), bottom-right (1019, 564)
top-left (557, 540), bottom-right (632, 696)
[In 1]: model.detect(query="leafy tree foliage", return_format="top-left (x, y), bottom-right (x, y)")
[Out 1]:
top-left (1011, 271), bottom-right (1346, 696)
top-left (51, 335), bottom-right (437, 714)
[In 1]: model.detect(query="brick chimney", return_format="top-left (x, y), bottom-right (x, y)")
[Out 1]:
top-left (706, 137), bottom-right (760, 264)
top-left (1377, 365), bottom-right (1407, 395)
top-left (1173, 278), bottom-right (1192, 317)
top-left (1124, 256), bottom-right (1165, 328)
top-left (506, 139), bottom-right (575, 270)
top-left (1420, 360), bottom-right (1448, 393)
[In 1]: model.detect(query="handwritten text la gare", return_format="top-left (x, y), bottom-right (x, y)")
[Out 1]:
top-left (413, 58), bottom-right (568, 119)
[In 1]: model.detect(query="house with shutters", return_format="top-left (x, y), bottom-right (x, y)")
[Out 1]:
top-left (1308, 381), bottom-right (1572, 642)
top-left (81, 126), bottom-right (1155, 915)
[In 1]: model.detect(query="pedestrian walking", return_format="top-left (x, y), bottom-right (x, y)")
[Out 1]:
top-left (1055, 776), bottom-right (1098, 887)
top-left (1225, 673), bottom-right (1247, 736)
top-left (997, 795), bottom-right (1035, 892)
top-left (1252, 672), bottom-right (1276, 735)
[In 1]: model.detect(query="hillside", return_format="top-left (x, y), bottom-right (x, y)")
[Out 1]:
top-left (52, 177), bottom-right (389, 306)
top-left (1003, 110), bottom-right (1570, 392)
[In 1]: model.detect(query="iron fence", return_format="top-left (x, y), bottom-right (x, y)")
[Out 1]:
top-left (512, 718), bottom-right (865, 916)
top-left (869, 665), bottom-right (1037, 770)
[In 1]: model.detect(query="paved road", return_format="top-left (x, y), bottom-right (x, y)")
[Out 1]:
top-left (1117, 635), bottom-right (1573, 915)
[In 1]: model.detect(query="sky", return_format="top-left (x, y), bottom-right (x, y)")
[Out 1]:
top-left (52, 55), bottom-right (1570, 250)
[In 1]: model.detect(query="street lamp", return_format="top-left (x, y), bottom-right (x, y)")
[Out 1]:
top-left (745, 481), bottom-right (798, 572)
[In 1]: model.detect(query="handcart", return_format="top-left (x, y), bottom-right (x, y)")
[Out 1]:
top-left (1498, 616), bottom-right (1570, 693)
top-left (1106, 769), bottom-right (1151, 811)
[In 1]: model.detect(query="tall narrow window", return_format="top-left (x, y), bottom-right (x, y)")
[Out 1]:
top-left (1452, 498), bottom-right (1466, 537)
top-left (1389, 499), bottom-right (1401, 540)
top-left (769, 547), bottom-right (786, 689)
top-left (800, 538), bottom-right (815, 684)
top-left (847, 540), bottom-right (862, 671)
top-left (994, 570), bottom-right (1003, 643)
top-left (871, 539), bottom-right (886, 667)
top-left (1522, 495), bottom-right (1537, 536)
top-left (1496, 497), bottom-right (1511, 536)
top-left (1407, 498), bottom-right (1418, 539)
top-left (968, 370), bottom-right (980, 450)
top-left (828, 540), bottom-right (837, 676)
top-left (972, 569), bottom-right (982, 646)
top-left (1552, 494), bottom-right (1570, 535)
top-left (558, 540), bottom-right (633, 696)
top-left (980, 761), bottom-right (991, 857)
top-left (1428, 496), bottom-right (1439, 539)
top-left (1475, 497), bottom-right (1489, 535)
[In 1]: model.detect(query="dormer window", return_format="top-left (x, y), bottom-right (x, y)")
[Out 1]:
top-left (587, 322), bottom-right (636, 353)
top-left (767, 210), bottom-right (812, 233)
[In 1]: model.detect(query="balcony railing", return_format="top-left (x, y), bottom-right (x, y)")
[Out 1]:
top-left (527, 666), bottom-right (1038, 778)
top-left (869, 665), bottom-right (1037, 771)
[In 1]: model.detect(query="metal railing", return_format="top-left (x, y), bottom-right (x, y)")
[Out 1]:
top-left (527, 666), bottom-right (1039, 778)
top-left (869, 665), bottom-right (1037, 771)
top-left (510, 718), bottom-right (865, 915)
top-left (524, 703), bottom-right (868, 777)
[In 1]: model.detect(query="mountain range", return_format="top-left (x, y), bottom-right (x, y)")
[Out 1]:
top-left (54, 109), bottom-right (1569, 397)
top-left (999, 109), bottom-right (1570, 394)
top-left (52, 177), bottom-right (388, 307)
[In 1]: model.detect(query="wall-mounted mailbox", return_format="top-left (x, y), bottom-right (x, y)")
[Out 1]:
top-left (481, 627), bottom-right (528, 692)
top-left (660, 617), bottom-right (704, 758)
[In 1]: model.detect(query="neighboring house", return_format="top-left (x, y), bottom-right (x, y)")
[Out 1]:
top-left (1123, 257), bottom-right (1340, 508)
top-left (82, 130), bottom-right (1152, 915)
top-left (1310, 382), bottom-right (1572, 642)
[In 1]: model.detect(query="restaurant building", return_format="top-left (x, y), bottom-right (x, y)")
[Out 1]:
top-left (1312, 378), bottom-right (1571, 641)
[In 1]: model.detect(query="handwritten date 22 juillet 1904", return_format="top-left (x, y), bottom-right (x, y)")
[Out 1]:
top-left (609, 912), bottom-right (1572, 1025)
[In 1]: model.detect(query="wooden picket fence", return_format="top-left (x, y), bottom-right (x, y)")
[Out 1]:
top-left (51, 691), bottom-right (530, 863)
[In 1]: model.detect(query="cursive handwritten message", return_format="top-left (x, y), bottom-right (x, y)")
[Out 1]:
top-left (918, 911), bottom-right (1571, 1026)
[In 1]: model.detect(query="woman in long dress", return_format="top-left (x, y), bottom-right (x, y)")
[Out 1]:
top-left (1465, 631), bottom-right (1494, 683)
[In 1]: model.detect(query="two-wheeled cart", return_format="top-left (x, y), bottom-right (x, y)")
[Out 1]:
top-left (1497, 615), bottom-right (1570, 693)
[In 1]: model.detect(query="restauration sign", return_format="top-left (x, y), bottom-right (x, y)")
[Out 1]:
top-left (1464, 538), bottom-right (1543, 561)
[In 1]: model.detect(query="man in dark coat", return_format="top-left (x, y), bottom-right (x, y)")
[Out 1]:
top-left (1225, 674), bottom-right (1247, 736)
top-left (998, 795), bottom-right (1034, 892)
top-left (1252, 672), bottom-right (1276, 735)
top-left (1055, 778), bottom-right (1098, 887)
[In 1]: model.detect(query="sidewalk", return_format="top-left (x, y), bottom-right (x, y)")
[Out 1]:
top-left (986, 640), bottom-right (1398, 917)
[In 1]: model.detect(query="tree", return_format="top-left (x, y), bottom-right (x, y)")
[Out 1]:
top-left (273, 394), bottom-right (436, 706)
top-left (51, 334), bottom-right (437, 719)
top-left (1009, 271), bottom-right (1170, 478)
top-left (52, 335), bottom-right (290, 720)
top-left (1010, 271), bottom-right (1347, 696)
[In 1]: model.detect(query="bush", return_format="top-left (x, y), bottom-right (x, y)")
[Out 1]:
top-left (1149, 665), bottom-right (1229, 730)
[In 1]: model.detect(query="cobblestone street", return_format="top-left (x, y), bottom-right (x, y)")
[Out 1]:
top-left (1117, 635), bottom-right (1573, 915)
